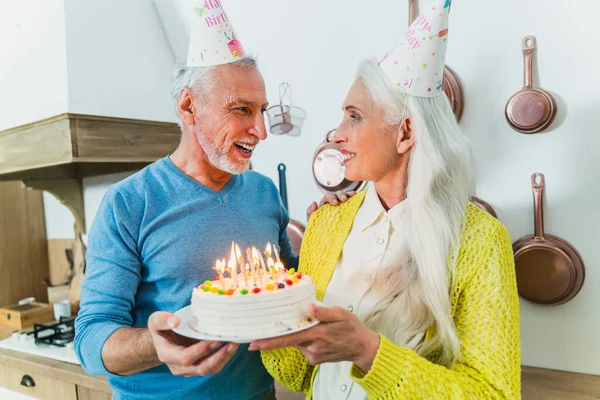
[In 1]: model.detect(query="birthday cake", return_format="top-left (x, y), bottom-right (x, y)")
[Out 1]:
top-left (190, 242), bottom-right (316, 339)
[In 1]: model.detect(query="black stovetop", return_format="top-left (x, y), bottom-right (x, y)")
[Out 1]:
top-left (30, 316), bottom-right (75, 347)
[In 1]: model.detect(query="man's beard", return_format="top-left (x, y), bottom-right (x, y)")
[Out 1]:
top-left (196, 133), bottom-right (250, 175)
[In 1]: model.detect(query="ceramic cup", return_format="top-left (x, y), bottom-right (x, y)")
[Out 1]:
top-left (53, 300), bottom-right (71, 321)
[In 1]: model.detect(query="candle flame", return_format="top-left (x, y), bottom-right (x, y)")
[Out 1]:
top-left (265, 242), bottom-right (272, 258)
top-left (235, 243), bottom-right (243, 263)
top-left (228, 242), bottom-right (237, 269)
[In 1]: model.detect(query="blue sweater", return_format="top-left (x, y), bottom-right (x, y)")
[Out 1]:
top-left (75, 157), bottom-right (298, 400)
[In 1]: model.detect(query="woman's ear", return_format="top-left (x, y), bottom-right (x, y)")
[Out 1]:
top-left (177, 88), bottom-right (196, 126)
top-left (396, 117), bottom-right (415, 154)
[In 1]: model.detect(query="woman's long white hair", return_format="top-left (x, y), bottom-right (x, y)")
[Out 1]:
top-left (357, 59), bottom-right (474, 367)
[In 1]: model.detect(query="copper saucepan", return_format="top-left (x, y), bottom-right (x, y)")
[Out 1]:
top-left (278, 163), bottom-right (305, 255)
top-left (513, 173), bottom-right (585, 305)
top-left (312, 129), bottom-right (368, 195)
top-left (505, 36), bottom-right (557, 134)
top-left (409, 0), bottom-right (464, 122)
top-left (470, 196), bottom-right (497, 218)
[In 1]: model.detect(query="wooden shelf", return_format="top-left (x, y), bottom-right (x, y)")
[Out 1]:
top-left (0, 113), bottom-right (180, 233)
top-left (0, 113), bottom-right (180, 180)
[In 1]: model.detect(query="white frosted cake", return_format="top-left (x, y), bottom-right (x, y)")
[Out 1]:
top-left (189, 243), bottom-right (317, 339)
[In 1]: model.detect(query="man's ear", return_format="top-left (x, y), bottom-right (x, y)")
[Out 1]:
top-left (397, 117), bottom-right (415, 154)
top-left (177, 88), bottom-right (196, 126)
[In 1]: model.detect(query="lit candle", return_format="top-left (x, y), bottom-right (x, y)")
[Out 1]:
top-left (223, 265), bottom-right (230, 288)
top-left (264, 243), bottom-right (277, 282)
top-left (213, 259), bottom-right (227, 291)
top-left (272, 244), bottom-right (281, 263)
top-left (246, 248), bottom-right (258, 287)
top-left (234, 243), bottom-right (244, 288)
top-left (274, 261), bottom-right (285, 282)
top-left (267, 257), bottom-right (276, 282)
top-left (252, 247), bottom-right (264, 287)
top-left (244, 263), bottom-right (251, 288)
top-left (264, 243), bottom-right (274, 281)
top-left (256, 249), bottom-right (268, 287)
top-left (228, 242), bottom-right (237, 289)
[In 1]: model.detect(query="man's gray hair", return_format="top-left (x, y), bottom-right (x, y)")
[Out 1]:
top-left (171, 56), bottom-right (258, 126)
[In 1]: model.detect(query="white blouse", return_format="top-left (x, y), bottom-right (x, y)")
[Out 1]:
top-left (312, 187), bottom-right (421, 399)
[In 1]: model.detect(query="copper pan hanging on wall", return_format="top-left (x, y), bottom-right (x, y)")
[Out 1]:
top-left (409, 0), bottom-right (464, 122)
top-left (312, 129), bottom-right (368, 194)
top-left (469, 196), bottom-right (497, 218)
top-left (505, 36), bottom-right (557, 134)
top-left (513, 173), bottom-right (585, 305)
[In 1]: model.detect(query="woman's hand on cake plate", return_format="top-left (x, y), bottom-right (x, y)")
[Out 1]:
top-left (148, 311), bottom-right (239, 377)
top-left (306, 190), bottom-right (357, 219)
top-left (248, 303), bottom-right (380, 372)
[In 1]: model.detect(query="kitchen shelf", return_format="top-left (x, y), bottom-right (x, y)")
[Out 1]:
top-left (0, 113), bottom-right (180, 233)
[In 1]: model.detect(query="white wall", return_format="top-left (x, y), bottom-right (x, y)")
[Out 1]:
top-left (63, 0), bottom-right (175, 121)
top-left (0, 3), bottom-right (68, 397)
top-left (0, 0), bottom-right (68, 131)
top-left (24, 0), bottom-right (175, 239)
top-left (0, 0), bottom-right (75, 240)
top-left (6, 0), bottom-right (600, 376)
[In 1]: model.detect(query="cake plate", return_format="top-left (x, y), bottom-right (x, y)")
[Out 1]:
top-left (172, 304), bottom-right (322, 343)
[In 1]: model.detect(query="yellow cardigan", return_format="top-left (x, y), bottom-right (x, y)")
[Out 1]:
top-left (261, 191), bottom-right (521, 399)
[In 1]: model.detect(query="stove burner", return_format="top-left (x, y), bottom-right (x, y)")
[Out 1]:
top-left (31, 316), bottom-right (76, 348)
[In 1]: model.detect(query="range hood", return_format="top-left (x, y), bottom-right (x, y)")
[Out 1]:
top-left (0, 1), bottom-right (183, 233)
top-left (0, 112), bottom-right (180, 234)
top-left (0, 113), bottom-right (180, 181)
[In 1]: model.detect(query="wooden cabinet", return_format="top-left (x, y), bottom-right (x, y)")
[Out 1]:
top-left (76, 386), bottom-right (112, 400)
top-left (0, 181), bottom-right (49, 306)
top-left (1, 346), bottom-right (599, 400)
top-left (0, 349), bottom-right (112, 400)
top-left (0, 363), bottom-right (77, 400)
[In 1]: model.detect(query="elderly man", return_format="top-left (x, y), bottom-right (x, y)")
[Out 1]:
top-left (74, 4), bottom-right (296, 399)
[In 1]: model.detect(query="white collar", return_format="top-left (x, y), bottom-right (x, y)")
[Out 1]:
top-left (354, 187), bottom-right (408, 232)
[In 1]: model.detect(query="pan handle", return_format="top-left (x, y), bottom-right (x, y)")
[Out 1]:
top-left (278, 163), bottom-right (289, 211)
top-left (325, 129), bottom-right (336, 143)
top-left (522, 36), bottom-right (536, 89)
top-left (409, 0), bottom-right (417, 25)
top-left (531, 172), bottom-right (545, 240)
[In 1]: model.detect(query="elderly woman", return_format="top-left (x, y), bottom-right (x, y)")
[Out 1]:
top-left (249, 3), bottom-right (520, 399)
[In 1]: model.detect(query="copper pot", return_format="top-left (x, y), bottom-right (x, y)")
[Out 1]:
top-left (311, 129), bottom-right (368, 195)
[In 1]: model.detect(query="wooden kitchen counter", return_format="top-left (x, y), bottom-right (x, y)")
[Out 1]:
top-left (2, 323), bottom-right (598, 399)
